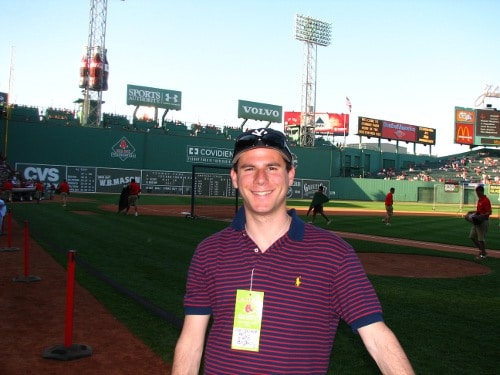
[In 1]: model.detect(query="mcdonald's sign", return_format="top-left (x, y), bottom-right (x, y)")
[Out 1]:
top-left (455, 124), bottom-right (473, 145)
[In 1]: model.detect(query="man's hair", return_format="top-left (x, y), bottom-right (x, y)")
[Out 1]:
top-left (476, 185), bottom-right (484, 193)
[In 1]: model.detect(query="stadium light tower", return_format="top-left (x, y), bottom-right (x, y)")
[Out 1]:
top-left (80, 0), bottom-right (108, 127)
top-left (294, 14), bottom-right (332, 147)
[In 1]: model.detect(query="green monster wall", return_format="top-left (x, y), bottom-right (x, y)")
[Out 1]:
top-left (2, 108), bottom-right (475, 204)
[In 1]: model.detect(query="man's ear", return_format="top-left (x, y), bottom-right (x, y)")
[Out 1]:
top-left (230, 168), bottom-right (238, 189)
top-left (288, 166), bottom-right (295, 188)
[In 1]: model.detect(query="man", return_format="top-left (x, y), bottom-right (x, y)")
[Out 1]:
top-left (127, 178), bottom-right (141, 216)
top-left (172, 128), bottom-right (414, 374)
top-left (3, 179), bottom-right (13, 202)
top-left (306, 185), bottom-right (331, 224)
top-left (35, 180), bottom-right (44, 204)
top-left (382, 187), bottom-right (395, 226)
top-left (0, 197), bottom-right (6, 234)
top-left (468, 185), bottom-right (492, 260)
top-left (58, 179), bottom-right (70, 207)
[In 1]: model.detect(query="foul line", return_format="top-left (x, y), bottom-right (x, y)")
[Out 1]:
top-left (336, 231), bottom-right (500, 258)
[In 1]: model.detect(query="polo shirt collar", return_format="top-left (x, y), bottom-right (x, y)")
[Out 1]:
top-left (230, 206), bottom-right (305, 242)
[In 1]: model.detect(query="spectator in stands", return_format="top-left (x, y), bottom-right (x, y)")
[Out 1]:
top-left (468, 185), bottom-right (492, 260)
top-left (382, 187), bottom-right (395, 226)
top-left (126, 178), bottom-right (141, 216)
top-left (306, 186), bottom-right (331, 225)
top-left (4, 179), bottom-right (13, 202)
top-left (35, 180), bottom-right (44, 204)
top-left (58, 179), bottom-right (70, 207)
top-left (172, 128), bottom-right (414, 374)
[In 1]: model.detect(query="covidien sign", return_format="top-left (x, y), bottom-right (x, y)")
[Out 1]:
top-left (187, 146), bottom-right (233, 166)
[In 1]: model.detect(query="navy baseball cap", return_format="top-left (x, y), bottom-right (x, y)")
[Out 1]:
top-left (232, 128), bottom-right (292, 164)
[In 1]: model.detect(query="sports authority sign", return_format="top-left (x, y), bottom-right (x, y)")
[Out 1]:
top-left (238, 100), bottom-right (282, 123)
top-left (127, 84), bottom-right (182, 110)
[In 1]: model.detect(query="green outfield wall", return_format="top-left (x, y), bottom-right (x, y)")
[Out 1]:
top-left (2, 106), bottom-right (497, 204)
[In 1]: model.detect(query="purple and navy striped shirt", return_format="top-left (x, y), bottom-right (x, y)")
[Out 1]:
top-left (184, 207), bottom-right (383, 374)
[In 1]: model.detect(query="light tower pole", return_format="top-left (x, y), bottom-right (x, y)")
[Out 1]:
top-left (294, 14), bottom-right (332, 147)
top-left (81, 0), bottom-right (108, 127)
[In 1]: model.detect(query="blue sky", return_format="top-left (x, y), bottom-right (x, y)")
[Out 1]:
top-left (1, 0), bottom-right (499, 156)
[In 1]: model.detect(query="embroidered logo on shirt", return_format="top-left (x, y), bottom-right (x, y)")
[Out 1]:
top-left (295, 276), bottom-right (302, 287)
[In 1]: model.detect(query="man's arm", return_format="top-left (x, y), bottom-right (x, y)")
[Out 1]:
top-left (172, 314), bottom-right (210, 375)
top-left (358, 321), bottom-right (415, 375)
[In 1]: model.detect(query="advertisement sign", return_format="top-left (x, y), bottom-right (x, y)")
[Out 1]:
top-left (186, 145), bottom-right (233, 166)
top-left (357, 116), bottom-right (435, 145)
top-left (96, 168), bottom-right (141, 193)
top-left (126, 84), bottom-right (182, 110)
top-left (474, 109), bottom-right (500, 146)
top-left (357, 117), bottom-right (382, 138)
top-left (417, 126), bottom-right (436, 145)
top-left (238, 100), bottom-right (282, 123)
top-left (284, 111), bottom-right (349, 135)
top-left (381, 121), bottom-right (416, 142)
top-left (286, 179), bottom-right (330, 199)
top-left (456, 124), bottom-right (474, 145)
top-left (16, 163), bottom-right (66, 184)
top-left (489, 184), bottom-right (500, 195)
top-left (444, 182), bottom-right (459, 193)
top-left (454, 106), bottom-right (500, 146)
top-left (302, 180), bottom-right (330, 199)
top-left (111, 136), bottom-right (137, 162)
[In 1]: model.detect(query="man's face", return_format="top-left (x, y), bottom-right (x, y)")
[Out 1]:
top-left (231, 148), bottom-right (295, 217)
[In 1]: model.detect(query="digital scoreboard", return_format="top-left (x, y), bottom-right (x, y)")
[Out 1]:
top-left (454, 107), bottom-right (500, 146)
top-left (357, 117), bottom-right (435, 145)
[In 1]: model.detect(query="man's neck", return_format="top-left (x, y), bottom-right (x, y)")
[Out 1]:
top-left (245, 212), bottom-right (291, 253)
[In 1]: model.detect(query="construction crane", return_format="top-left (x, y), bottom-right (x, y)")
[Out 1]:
top-left (79, 0), bottom-right (109, 127)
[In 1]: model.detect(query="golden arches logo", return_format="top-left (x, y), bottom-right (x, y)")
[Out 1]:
top-left (457, 126), bottom-right (470, 137)
top-left (456, 125), bottom-right (472, 143)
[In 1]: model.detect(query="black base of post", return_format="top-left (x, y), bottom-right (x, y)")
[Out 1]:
top-left (43, 343), bottom-right (93, 361)
top-left (12, 275), bottom-right (42, 283)
top-left (0, 246), bottom-right (20, 252)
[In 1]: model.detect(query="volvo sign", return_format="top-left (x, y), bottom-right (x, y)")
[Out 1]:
top-left (238, 99), bottom-right (282, 123)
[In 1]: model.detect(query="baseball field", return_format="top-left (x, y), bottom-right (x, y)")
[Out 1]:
top-left (1, 193), bottom-right (498, 374)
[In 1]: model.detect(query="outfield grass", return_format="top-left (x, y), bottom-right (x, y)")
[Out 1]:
top-left (10, 194), bottom-right (500, 374)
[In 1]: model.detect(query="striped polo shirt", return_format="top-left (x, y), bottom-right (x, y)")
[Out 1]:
top-left (184, 207), bottom-right (383, 374)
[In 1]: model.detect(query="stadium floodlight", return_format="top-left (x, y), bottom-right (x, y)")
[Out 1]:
top-left (294, 14), bottom-right (332, 147)
top-left (294, 14), bottom-right (332, 47)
